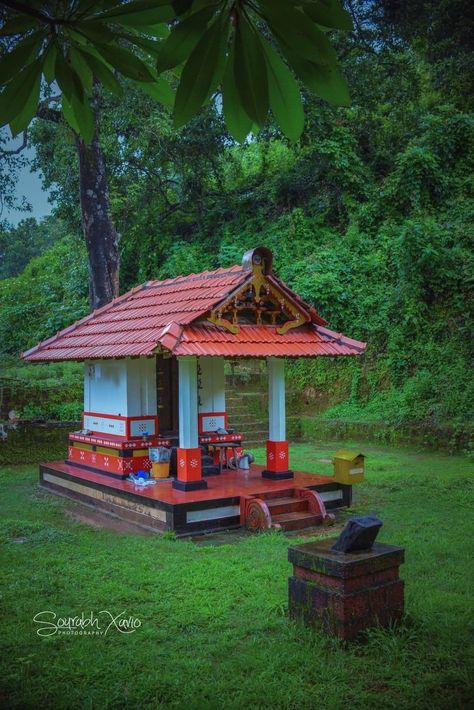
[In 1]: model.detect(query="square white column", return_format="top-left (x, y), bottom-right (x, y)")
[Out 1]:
top-left (268, 357), bottom-right (286, 441)
top-left (178, 356), bottom-right (199, 449)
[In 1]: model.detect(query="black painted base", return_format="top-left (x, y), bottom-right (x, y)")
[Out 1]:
top-left (172, 478), bottom-right (208, 491)
top-left (261, 469), bottom-right (294, 480)
top-left (65, 459), bottom-right (128, 480)
top-left (202, 465), bottom-right (221, 477)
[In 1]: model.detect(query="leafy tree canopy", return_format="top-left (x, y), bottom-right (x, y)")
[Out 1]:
top-left (0, 0), bottom-right (352, 142)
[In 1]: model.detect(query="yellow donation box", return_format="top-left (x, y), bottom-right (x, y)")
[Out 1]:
top-left (332, 450), bottom-right (365, 484)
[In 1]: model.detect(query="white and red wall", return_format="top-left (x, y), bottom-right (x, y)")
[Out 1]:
top-left (83, 358), bottom-right (157, 437)
top-left (198, 356), bottom-right (226, 433)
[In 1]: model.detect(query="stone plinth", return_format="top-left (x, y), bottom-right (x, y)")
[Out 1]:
top-left (288, 538), bottom-right (404, 641)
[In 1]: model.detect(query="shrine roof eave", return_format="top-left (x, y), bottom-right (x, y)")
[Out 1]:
top-left (22, 324), bottom-right (366, 362)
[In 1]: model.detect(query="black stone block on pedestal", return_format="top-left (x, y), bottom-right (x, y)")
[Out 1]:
top-left (331, 515), bottom-right (383, 553)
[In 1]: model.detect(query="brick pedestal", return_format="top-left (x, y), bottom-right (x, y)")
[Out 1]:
top-left (288, 538), bottom-right (404, 641)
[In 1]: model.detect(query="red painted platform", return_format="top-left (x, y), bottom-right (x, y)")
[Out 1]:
top-left (39, 461), bottom-right (351, 535)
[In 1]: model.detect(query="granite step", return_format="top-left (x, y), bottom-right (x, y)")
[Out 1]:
top-left (266, 496), bottom-right (308, 514)
top-left (272, 512), bottom-right (323, 531)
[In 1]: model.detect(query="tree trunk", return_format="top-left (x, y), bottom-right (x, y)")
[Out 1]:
top-left (76, 127), bottom-right (119, 311)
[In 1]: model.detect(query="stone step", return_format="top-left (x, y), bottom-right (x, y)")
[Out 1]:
top-left (266, 496), bottom-right (308, 515)
top-left (272, 512), bottom-right (323, 531)
top-left (258, 488), bottom-right (298, 500)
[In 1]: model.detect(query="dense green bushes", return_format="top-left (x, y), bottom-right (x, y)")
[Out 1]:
top-left (0, 234), bottom-right (88, 356)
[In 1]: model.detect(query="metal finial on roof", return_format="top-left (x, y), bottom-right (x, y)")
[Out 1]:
top-left (242, 246), bottom-right (273, 274)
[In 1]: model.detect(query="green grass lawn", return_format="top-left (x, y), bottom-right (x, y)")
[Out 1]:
top-left (1, 442), bottom-right (473, 709)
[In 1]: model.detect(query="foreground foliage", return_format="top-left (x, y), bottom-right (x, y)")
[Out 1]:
top-left (0, 441), bottom-right (473, 708)
top-left (0, 0), bottom-right (351, 142)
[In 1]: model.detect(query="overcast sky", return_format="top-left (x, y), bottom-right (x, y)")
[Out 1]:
top-left (2, 134), bottom-right (54, 226)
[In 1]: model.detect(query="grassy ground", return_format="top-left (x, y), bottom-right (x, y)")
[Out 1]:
top-left (0, 441), bottom-right (473, 709)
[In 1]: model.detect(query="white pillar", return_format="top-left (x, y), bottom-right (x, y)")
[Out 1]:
top-left (264, 357), bottom-right (292, 479)
top-left (268, 357), bottom-right (286, 441)
top-left (178, 356), bottom-right (199, 449)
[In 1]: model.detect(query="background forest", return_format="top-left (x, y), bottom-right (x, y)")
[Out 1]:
top-left (0, 0), bottom-right (473, 447)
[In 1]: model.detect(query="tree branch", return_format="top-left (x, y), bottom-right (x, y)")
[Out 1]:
top-left (0, 129), bottom-right (27, 155)
top-left (35, 103), bottom-right (61, 123)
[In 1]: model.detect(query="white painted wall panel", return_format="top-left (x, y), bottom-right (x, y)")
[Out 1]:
top-left (126, 357), bottom-right (157, 416)
top-left (84, 360), bottom-right (127, 415)
top-left (84, 357), bottom-right (157, 418)
top-left (198, 357), bottom-right (225, 413)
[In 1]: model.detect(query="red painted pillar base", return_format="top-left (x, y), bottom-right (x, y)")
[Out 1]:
top-left (262, 440), bottom-right (294, 480)
top-left (172, 448), bottom-right (207, 491)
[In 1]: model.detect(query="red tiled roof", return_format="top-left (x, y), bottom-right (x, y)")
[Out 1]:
top-left (22, 264), bottom-right (366, 361)
top-left (175, 324), bottom-right (365, 358)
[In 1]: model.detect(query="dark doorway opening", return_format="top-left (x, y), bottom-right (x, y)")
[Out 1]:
top-left (156, 356), bottom-right (179, 435)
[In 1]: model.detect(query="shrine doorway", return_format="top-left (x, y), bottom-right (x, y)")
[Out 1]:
top-left (156, 356), bottom-right (179, 435)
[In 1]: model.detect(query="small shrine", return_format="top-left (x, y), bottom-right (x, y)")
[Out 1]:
top-left (23, 247), bottom-right (366, 535)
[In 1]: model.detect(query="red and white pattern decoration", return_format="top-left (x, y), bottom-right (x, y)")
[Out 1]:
top-left (70, 432), bottom-right (169, 449)
top-left (129, 418), bottom-right (158, 437)
top-left (198, 412), bottom-right (227, 434)
top-left (175, 447), bottom-right (202, 484)
top-left (68, 445), bottom-right (152, 478)
top-left (83, 413), bottom-right (126, 437)
top-left (82, 412), bottom-right (158, 438)
top-left (266, 440), bottom-right (290, 473)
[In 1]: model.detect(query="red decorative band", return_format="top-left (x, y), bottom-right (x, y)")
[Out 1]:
top-left (266, 440), bottom-right (290, 473)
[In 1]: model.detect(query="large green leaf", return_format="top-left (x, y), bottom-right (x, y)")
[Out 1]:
top-left (302, 0), bottom-right (353, 32)
top-left (78, 47), bottom-right (123, 96)
top-left (111, 9), bottom-right (175, 27)
top-left (261, 38), bottom-right (304, 142)
top-left (172, 0), bottom-right (193, 14)
top-left (75, 0), bottom-right (120, 15)
top-left (74, 21), bottom-right (115, 44)
top-left (135, 23), bottom-right (170, 38)
top-left (70, 47), bottom-right (94, 94)
top-left (222, 40), bottom-right (252, 143)
top-left (260, 1), bottom-right (338, 67)
top-left (0, 15), bottom-right (38, 36)
top-left (55, 52), bottom-right (84, 102)
top-left (8, 62), bottom-right (42, 136)
top-left (61, 94), bottom-right (81, 134)
top-left (93, 0), bottom-right (175, 24)
top-left (42, 42), bottom-right (58, 84)
top-left (94, 43), bottom-right (155, 81)
top-left (63, 93), bottom-right (95, 144)
top-left (0, 31), bottom-right (43, 85)
top-left (136, 76), bottom-right (174, 106)
top-left (233, 11), bottom-right (268, 127)
top-left (0, 59), bottom-right (42, 128)
top-left (280, 45), bottom-right (350, 106)
top-left (120, 32), bottom-right (163, 56)
top-left (173, 14), bottom-right (226, 128)
top-left (155, 5), bottom-right (215, 72)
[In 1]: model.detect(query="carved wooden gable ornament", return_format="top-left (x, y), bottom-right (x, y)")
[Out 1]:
top-left (207, 246), bottom-right (310, 335)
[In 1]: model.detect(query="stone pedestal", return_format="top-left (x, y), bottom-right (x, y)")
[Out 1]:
top-left (288, 538), bottom-right (404, 641)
